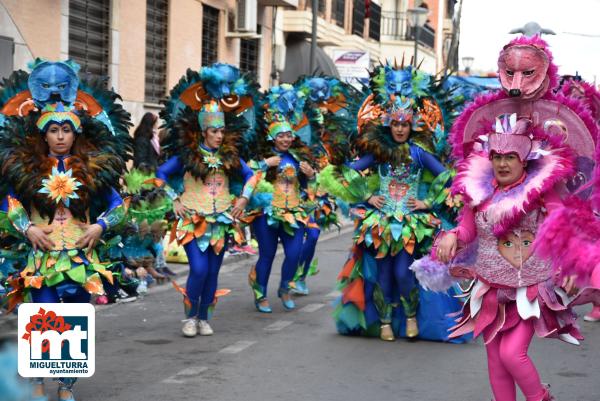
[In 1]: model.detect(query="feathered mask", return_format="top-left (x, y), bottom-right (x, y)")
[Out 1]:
top-left (265, 84), bottom-right (306, 126)
top-left (36, 102), bottom-right (81, 133)
top-left (198, 99), bottom-right (225, 131)
top-left (370, 63), bottom-right (429, 105)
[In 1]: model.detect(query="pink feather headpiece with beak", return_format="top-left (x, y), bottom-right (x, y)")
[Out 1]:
top-left (497, 35), bottom-right (558, 101)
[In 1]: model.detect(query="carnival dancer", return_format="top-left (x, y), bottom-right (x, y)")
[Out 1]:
top-left (319, 62), bottom-right (462, 341)
top-left (432, 35), bottom-right (599, 401)
top-left (156, 99), bottom-right (258, 337)
top-left (246, 107), bottom-right (317, 312)
top-left (291, 76), bottom-right (358, 295)
top-left (0, 59), bottom-right (131, 401)
top-left (437, 115), bottom-right (582, 401)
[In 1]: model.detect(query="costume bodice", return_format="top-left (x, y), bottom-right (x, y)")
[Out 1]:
top-left (473, 208), bottom-right (552, 288)
top-left (272, 163), bottom-right (302, 209)
top-left (179, 171), bottom-right (231, 215)
top-left (30, 207), bottom-right (86, 250)
top-left (378, 163), bottom-right (422, 216)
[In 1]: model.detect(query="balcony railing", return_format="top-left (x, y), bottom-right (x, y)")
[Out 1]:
top-left (380, 11), bottom-right (435, 49)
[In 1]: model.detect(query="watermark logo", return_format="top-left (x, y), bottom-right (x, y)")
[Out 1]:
top-left (18, 303), bottom-right (95, 377)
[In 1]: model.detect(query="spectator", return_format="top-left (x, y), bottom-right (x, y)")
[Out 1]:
top-left (133, 112), bottom-right (161, 170)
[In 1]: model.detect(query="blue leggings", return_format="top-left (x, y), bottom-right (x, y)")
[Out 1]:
top-left (30, 285), bottom-right (89, 388)
top-left (298, 225), bottom-right (321, 279)
top-left (252, 215), bottom-right (305, 297)
top-left (184, 241), bottom-right (225, 320)
top-left (372, 248), bottom-right (416, 304)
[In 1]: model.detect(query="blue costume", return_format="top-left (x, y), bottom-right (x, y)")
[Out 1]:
top-left (156, 146), bottom-right (257, 321)
top-left (0, 60), bottom-right (131, 401)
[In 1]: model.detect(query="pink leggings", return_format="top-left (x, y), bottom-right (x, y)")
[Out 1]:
top-left (484, 319), bottom-right (546, 401)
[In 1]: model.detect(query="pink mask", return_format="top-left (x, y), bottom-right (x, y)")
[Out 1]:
top-left (498, 45), bottom-right (549, 100)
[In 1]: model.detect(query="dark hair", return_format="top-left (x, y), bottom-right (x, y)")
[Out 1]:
top-left (134, 112), bottom-right (158, 140)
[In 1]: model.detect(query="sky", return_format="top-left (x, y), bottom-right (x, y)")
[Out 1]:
top-left (459, 0), bottom-right (600, 83)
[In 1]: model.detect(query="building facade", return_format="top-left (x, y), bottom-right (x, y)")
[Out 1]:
top-left (0, 0), bottom-right (455, 125)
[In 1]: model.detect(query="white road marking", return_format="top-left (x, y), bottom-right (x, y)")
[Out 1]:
top-left (264, 320), bottom-right (294, 331)
top-left (218, 340), bottom-right (256, 354)
top-left (326, 290), bottom-right (341, 298)
top-left (299, 303), bottom-right (326, 313)
top-left (162, 366), bottom-right (208, 384)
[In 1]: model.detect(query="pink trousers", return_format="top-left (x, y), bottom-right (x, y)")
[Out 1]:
top-left (484, 319), bottom-right (546, 401)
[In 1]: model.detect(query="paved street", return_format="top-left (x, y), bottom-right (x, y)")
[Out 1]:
top-left (75, 231), bottom-right (599, 401)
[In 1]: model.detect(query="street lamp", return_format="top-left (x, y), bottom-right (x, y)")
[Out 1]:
top-left (462, 56), bottom-right (474, 75)
top-left (407, 7), bottom-right (429, 67)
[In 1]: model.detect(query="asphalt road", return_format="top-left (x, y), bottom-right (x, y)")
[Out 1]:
top-left (70, 232), bottom-right (600, 401)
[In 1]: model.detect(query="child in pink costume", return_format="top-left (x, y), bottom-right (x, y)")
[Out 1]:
top-left (437, 115), bottom-right (582, 401)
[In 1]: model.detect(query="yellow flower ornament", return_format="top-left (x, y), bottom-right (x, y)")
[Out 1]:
top-left (38, 167), bottom-right (82, 207)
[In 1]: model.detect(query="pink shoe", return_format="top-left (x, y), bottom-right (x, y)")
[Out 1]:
top-left (584, 305), bottom-right (600, 322)
top-left (95, 295), bottom-right (109, 305)
top-left (242, 245), bottom-right (257, 255)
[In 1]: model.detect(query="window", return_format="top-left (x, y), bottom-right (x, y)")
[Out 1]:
top-left (306, 0), bottom-right (326, 16)
top-left (352, 0), bottom-right (365, 37)
top-left (69, 0), bottom-right (110, 77)
top-left (240, 26), bottom-right (261, 77)
top-left (202, 5), bottom-right (220, 66)
top-left (145, 0), bottom-right (168, 103)
top-left (332, 0), bottom-right (345, 28)
top-left (368, 2), bottom-right (381, 41)
top-left (0, 36), bottom-right (14, 80)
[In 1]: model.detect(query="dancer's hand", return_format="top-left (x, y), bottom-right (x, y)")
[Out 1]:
top-left (561, 275), bottom-right (578, 296)
top-left (231, 197), bottom-right (248, 219)
top-left (26, 225), bottom-right (55, 251)
top-left (75, 223), bottom-right (103, 255)
top-left (367, 195), bottom-right (385, 209)
top-left (299, 162), bottom-right (315, 179)
top-left (407, 197), bottom-right (427, 211)
top-left (173, 200), bottom-right (190, 219)
top-left (264, 156), bottom-right (281, 167)
top-left (437, 232), bottom-right (458, 263)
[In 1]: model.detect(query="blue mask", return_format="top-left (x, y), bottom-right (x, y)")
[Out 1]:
top-left (385, 67), bottom-right (413, 97)
top-left (307, 78), bottom-right (331, 103)
top-left (203, 63), bottom-right (240, 98)
top-left (28, 61), bottom-right (80, 104)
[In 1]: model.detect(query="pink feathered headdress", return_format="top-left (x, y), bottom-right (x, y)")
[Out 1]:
top-left (479, 114), bottom-right (548, 162)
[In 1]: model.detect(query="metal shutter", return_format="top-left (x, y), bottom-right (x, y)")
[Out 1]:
top-left (352, 0), bottom-right (364, 37)
top-left (368, 2), bottom-right (381, 41)
top-left (68, 0), bottom-right (110, 77)
top-left (202, 5), bottom-right (219, 66)
top-left (145, 0), bottom-right (168, 103)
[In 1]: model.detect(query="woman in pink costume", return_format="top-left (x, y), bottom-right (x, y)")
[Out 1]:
top-left (437, 113), bottom-right (583, 401)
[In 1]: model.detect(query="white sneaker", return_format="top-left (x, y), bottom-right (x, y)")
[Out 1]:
top-left (181, 318), bottom-right (198, 337)
top-left (198, 320), bottom-right (214, 336)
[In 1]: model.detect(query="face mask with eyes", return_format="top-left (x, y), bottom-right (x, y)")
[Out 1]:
top-left (307, 78), bottom-right (331, 103)
top-left (275, 89), bottom-right (301, 115)
top-left (203, 63), bottom-right (240, 99)
top-left (28, 61), bottom-right (80, 105)
top-left (385, 68), bottom-right (413, 97)
top-left (497, 45), bottom-right (549, 100)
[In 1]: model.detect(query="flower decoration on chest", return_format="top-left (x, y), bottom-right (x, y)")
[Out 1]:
top-left (38, 167), bottom-right (82, 207)
top-left (203, 153), bottom-right (223, 170)
top-left (390, 164), bottom-right (411, 181)
top-left (280, 164), bottom-right (297, 180)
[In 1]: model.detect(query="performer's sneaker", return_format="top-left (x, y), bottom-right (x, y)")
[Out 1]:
top-left (406, 317), bottom-right (419, 339)
top-left (181, 318), bottom-right (199, 337)
top-left (198, 320), bottom-right (214, 336)
top-left (379, 324), bottom-right (395, 341)
top-left (584, 305), bottom-right (600, 322)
